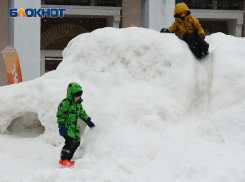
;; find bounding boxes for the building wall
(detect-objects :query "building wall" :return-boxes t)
[121,0,141,27]
[243,13,245,37]
[192,9,244,37]
[141,0,149,28]
[244,0,245,37]
[228,19,238,36]
[0,0,9,86]
[9,0,41,82]
[149,0,174,31]
[141,0,174,32]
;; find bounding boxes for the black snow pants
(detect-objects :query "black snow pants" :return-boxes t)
[183,32,209,59]
[60,135,80,160]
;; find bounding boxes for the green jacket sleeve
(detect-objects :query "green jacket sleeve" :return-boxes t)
[56,101,68,124]
[79,105,89,121]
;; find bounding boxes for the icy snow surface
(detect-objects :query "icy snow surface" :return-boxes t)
[1,27,245,182]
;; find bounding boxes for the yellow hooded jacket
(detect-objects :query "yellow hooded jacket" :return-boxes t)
[168,3,205,40]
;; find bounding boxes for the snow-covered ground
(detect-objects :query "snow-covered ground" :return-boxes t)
[1,27,245,182]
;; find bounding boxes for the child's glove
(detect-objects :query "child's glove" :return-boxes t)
[85,117,95,128]
[58,123,66,136]
[199,34,205,40]
[160,28,169,33]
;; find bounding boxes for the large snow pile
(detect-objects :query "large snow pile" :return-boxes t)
[1,27,245,182]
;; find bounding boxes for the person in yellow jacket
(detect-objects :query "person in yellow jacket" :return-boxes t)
[161,3,209,59]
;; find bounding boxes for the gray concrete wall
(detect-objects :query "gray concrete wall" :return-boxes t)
[0,0,9,86]
[243,13,245,37]
[141,0,149,28]
[9,0,41,82]
[141,0,174,32]
[149,0,174,31]
[227,19,237,36]
[243,0,245,37]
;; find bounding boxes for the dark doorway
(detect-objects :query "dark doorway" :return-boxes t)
[45,57,62,72]
[199,20,228,35]
[41,17,107,50]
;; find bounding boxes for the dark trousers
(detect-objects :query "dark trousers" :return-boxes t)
[183,32,209,59]
[60,135,80,160]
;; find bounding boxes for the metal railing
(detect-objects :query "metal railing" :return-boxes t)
[175,0,244,10]
[43,0,122,7]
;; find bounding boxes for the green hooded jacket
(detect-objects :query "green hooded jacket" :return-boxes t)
[56,82,89,141]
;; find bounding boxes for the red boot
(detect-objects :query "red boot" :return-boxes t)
[62,159,75,167]
[59,159,63,165]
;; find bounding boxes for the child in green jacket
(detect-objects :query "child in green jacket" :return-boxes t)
[56,82,95,166]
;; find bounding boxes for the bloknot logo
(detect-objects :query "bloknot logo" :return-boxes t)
[9,8,66,18]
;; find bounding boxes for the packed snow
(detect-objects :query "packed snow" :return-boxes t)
[1,27,245,182]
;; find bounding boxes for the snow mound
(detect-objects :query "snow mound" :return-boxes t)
[0,27,197,141]
[1,27,245,181]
